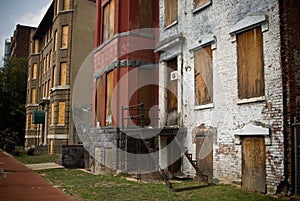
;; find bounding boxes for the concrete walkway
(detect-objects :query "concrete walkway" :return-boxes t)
[25,162,64,171]
[0,151,75,201]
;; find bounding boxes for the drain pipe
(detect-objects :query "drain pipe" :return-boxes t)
[293,116,298,194]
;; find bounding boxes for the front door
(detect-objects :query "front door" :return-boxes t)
[242,136,266,193]
[166,58,178,126]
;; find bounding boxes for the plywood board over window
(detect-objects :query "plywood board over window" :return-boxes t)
[58,102,66,125]
[165,0,178,26]
[33,40,39,54]
[61,25,69,48]
[102,0,115,42]
[31,88,36,104]
[60,62,67,85]
[194,46,213,105]
[51,103,55,125]
[96,77,103,125]
[194,0,210,9]
[32,63,38,79]
[139,0,152,29]
[237,27,264,99]
[63,0,70,10]
[106,71,114,126]
[166,58,178,126]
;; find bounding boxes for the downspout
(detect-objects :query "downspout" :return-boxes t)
[293,116,298,194]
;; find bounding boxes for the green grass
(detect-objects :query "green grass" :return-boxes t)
[15,152,59,164]
[38,169,282,201]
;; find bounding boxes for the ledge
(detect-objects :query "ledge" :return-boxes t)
[229,14,268,35]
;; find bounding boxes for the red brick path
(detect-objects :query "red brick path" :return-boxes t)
[0,151,75,201]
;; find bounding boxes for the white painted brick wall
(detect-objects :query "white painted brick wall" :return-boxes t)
[158,0,283,194]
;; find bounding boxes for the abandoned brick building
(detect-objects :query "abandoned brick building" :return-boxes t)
[86,0,300,195]
[25,0,96,153]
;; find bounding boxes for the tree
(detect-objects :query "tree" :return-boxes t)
[0,58,28,147]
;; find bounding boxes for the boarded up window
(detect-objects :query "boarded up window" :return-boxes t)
[165,0,178,26]
[194,46,213,105]
[51,103,55,125]
[31,88,36,104]
[33,40,39,54]
[52,66,56,87]
[30,114,34,129]
[194,0,210,9]
[63,0,70,10]
[102,0,115,42]
[106,71,114,126]
[97,77,103,124]
[58,102,65,125]
[32,63,38,79]
[61,25,69,48]
[237,27,264,99]
[60,62,67,85]
[139,0,152,29]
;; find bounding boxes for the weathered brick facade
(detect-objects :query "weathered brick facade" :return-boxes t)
[25,0,96,153]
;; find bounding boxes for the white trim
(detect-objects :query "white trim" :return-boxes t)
[25,135,38,139]
[237,96,265,105]
[164,20,178,30]
[194,103,214,110]
[229,14,268,35]
[235,123,270,136]
[47,134,69,139]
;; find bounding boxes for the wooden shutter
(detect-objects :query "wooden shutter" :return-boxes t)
[60,62,67,85]
[194,0,209,9]
[58,102,66,125]
[194,46,213,105]
[165,0,178,26]
[106,71,114,125]
[61,25,69,48]
[237,27,264,99]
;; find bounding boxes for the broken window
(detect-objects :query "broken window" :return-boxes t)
[60,62,67,86]
[58,102,65,125]
[102,0,115,42]
[237,27,264,99]
[106,71,114,126]
[165,0,178,27]
[61,25,69,48]
[194,45,213,105]
[194,0,210,9]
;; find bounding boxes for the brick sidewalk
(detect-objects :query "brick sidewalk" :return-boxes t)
[0,151,75,201]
